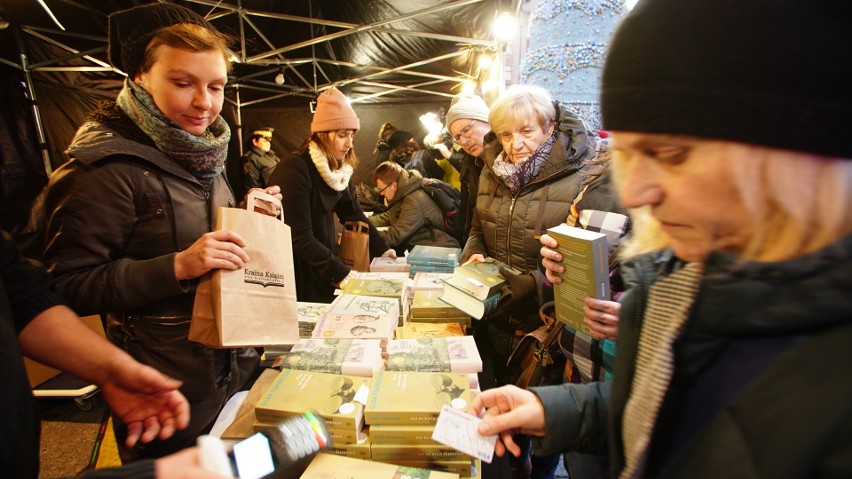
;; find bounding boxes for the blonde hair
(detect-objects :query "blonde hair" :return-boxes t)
[139,23,235,74]
[614,142,852,261]
[488,84,556,136]
[311,131,359,170]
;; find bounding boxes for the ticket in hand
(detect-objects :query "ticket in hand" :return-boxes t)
[431,404,498,463]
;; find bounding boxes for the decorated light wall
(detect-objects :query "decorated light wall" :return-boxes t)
[521,0,625,130]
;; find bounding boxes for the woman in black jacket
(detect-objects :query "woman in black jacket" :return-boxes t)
[267,88,394,303]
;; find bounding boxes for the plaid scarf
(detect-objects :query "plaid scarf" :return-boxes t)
[116,78,230,190]
[492,128,558,195]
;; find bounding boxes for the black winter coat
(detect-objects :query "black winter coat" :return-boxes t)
[267,150,390,303]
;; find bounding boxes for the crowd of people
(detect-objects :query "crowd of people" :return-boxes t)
[3,1,850,479]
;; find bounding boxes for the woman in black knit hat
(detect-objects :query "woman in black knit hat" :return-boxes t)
[42,3,275,462]
[470,1,852,478]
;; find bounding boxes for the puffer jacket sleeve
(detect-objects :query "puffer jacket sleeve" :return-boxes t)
[43,161,188,316]
[461,181,489,261]
[530,381,612,456]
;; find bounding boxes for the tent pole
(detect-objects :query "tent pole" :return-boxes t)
[16,29,53,176]
[235,85,243,157]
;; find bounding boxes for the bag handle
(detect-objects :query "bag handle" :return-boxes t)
[246,190,284,221]
[343,221,370,234]
[538,301,563,347]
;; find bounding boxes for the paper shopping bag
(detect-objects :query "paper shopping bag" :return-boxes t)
[190,191,299,348]
[338,220,371,272]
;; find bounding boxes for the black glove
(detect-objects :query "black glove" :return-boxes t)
[489,267,539,324]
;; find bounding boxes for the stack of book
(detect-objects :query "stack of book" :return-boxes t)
[440,258,518,319]
[386,336,482,374]
[297,301,331,338]
[311,294,399,353]
[364,370,476,474]
[407,245,461,275]
[410,290,471,328]
[370,256,411,273]
[272,338,383,377]
[342,274,411,327]
[409,271,453,300]
[396,322,466,339]
[254,368,370,446]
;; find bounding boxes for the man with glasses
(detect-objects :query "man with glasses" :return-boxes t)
[241,127,282,192]
[438,93,492,245]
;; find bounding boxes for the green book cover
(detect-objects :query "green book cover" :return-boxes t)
[370,443,469,461]
[386,337,481,374]
[438,284,499,320]
[343,278,405,298]
[365,371,474,426]
[254,368,370,432]
[411,290,469,320]
[277,338,382,377]
[369,424,440,444]
[444,258,517,300]
[547,223,611,335]
[407,245,461,267]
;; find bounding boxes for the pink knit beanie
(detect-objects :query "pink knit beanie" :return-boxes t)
[310,88,360,133]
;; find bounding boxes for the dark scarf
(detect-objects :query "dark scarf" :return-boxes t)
[116,78,229,189]
[493,128,558,195]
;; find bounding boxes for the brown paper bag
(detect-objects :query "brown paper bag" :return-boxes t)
[338,220,370,272]
[190,191,299,348]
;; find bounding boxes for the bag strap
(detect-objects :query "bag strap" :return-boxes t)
[343,220,370,233]
[538,301,563,347]
[246,190,283,221]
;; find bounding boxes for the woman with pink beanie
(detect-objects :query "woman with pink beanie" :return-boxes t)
[267,88,394,302]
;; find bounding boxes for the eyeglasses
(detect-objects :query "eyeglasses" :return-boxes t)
[452,119,477,144]
[375,182,395,194]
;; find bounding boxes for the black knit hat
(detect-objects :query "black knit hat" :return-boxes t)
[602,0,852,158]
[387,130,414,149]
[108,3,214,78]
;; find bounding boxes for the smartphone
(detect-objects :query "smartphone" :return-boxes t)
[202,412,330,479]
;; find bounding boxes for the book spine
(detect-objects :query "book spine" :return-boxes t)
[364,412,440,426]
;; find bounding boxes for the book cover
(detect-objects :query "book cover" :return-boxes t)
[411,272,454,294]
[444,258,517,301]
[343,278,406,298]
[253,419,361,444]
[351,271,412,282]
[369,424,440,444]
[411,290,469,320]
[386,337,481,374]
[274,338,382,377]
[365,371,474,426]
[297,301,330,338]
[546,224,611,335]
[395,322,466,339]
[254,369,369,433]
[370,443,469,461]
[407,245,462,267]
[439,284,499,320]
[370,256,411,273]
[410,264,456,275]
[301,453,459,479]
[312,294,399,342]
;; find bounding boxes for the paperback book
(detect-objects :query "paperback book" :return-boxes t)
[273,338,382,377]
[546,224,611,335]
[395,322,466,339]
[296,301,330,338]
[411,290,470,321]
[312,294,399,343]
[370,256,411,273]
[254,368,370,436]
[407,245,462,267]
[365,371,474,426]
[386,336,482,374]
